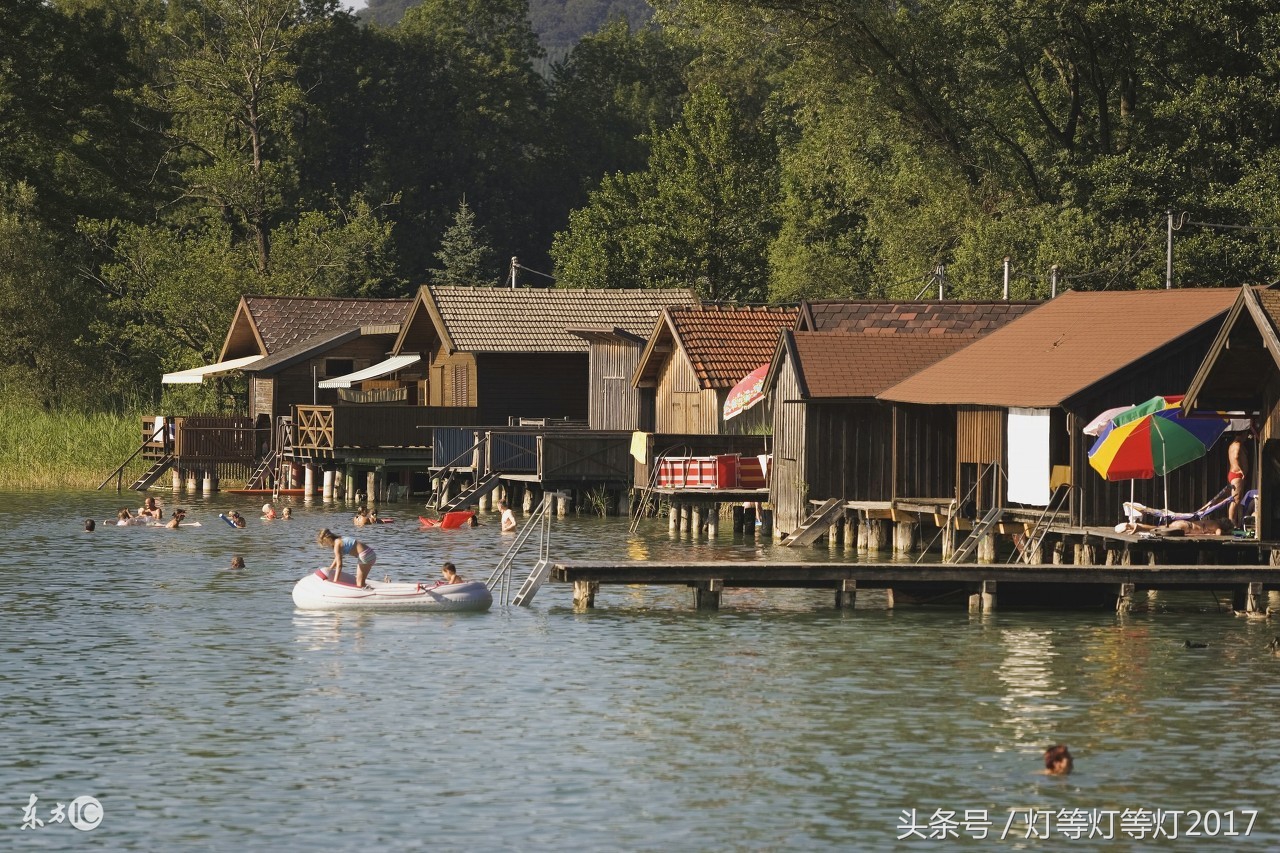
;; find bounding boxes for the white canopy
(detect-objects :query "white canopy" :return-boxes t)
[317,354,421,389]
[161,354,264,384]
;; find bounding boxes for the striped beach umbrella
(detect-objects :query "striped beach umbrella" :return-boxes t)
[1088,395,1229,481]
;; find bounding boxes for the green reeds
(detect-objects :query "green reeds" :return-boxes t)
[0,405,144,490]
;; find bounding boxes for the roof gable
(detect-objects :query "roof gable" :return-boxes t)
[222,296,410,361]
[878,288,1238,407]
[414,286,697,354]
[634,304,799,390]
[787,332,980,398]
[1184,285,1280,411]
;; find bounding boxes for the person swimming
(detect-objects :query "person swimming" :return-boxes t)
[1043,744,1073,775]
[261,503,278,520]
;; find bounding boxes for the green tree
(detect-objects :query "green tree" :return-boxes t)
[553,85,779,301]
[430,199,499,286]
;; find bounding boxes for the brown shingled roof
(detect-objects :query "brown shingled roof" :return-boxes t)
[243,296,410,354]
[429,286,697,353]
[800,300,1040,334]
[879,289,1237,407]
[789,332,979,398]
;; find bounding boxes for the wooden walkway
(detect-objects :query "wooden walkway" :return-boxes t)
[550,560,1280,612]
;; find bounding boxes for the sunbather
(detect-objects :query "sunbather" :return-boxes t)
[1119,518,1231,536]
[1124,488,1256,526]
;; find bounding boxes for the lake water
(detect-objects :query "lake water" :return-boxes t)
[3,490,1279,850]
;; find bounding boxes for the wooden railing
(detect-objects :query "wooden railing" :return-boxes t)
[540,432,633,482]
[140,415,258,464]
[292,405,480,453]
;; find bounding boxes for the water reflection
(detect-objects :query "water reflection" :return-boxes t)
[4,492,1280,848]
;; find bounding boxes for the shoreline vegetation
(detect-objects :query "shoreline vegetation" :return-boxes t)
[0,405,151,491]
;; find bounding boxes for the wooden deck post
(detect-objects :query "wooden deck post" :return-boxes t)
[694,579,722,610]
[1074,537,1097,566]
[940,520,955,561]
[186,469,198,492]
[171,469,181,492]
[523,487,535,513]
[691,504,704,538]
[760,508,773,538]
[322,469,334,501]
[304,464,316,499]
[572,580,598,610]
[893,520,917,555]
[367,471,377,509]
[706,504,719,538]
[976,531,996,563]
[558,492,571,517]
[201,470,214,495]
[968,580,997,612]
[478,491,492,512]
[864,519,886,552]
[732,504,744,533]
[1116,582,1136,614]
[835,579,857,610]
[669,501,680,533]
[843,516,857,552]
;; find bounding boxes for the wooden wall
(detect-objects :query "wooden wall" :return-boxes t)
[655,348,720,434]
[771,354,807,534]
[588,340,648,430]
[805,401,894,504]
[894,403,957,501]
[475,353,589,424]
[428,350,478,407]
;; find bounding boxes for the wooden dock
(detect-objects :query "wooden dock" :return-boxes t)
[550,560,1280,613]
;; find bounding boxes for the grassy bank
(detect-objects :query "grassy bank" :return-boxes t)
[0,406,145,490]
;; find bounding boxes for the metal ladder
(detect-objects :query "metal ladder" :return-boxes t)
[1011,483,1072,564]
[949,504,1004,563]
[485,491,563,606]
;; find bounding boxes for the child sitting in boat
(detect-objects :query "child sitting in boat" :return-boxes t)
[436,562,463,586]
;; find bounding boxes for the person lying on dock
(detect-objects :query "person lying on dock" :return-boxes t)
[1119,518,1231,537]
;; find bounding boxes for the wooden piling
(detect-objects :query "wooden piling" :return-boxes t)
[732,505,744,533]
[968,580,996,612]
[694,579,722,610]
[706,504,719,538]
[573,580,598,610]
[691,505,704,538]
[893,520,917,555]
[976,531,996,563]
[864,519,886,552]
[366,471,377,509]
[843,516,857,553]
[835,579,857,610]
[669,501,680,534]
[1116,582,1136,614]
[304,464,316,499]
[759,508,773,538]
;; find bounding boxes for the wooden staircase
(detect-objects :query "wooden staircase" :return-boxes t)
[245,450,278,489]
[781,498,845,547]
[948,505,1003,563]
[129,454,174,492]
[438,471,503,514]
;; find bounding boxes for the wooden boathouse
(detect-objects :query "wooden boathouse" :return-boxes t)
[873,287,1239,559]
[1184,284,1277,539]
[766,300,1039,543]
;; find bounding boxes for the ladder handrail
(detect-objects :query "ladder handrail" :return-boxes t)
[485,491,558,593]
[1010,484,1072,564]
[98,417,172,491]
[629,443,692,534]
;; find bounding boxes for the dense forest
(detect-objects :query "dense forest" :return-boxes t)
[3,0,1280,415]
[362,0,653,59]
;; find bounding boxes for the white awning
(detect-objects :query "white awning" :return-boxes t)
[161,354,264,384]
[317,354,421,389]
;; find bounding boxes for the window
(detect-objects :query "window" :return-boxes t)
[324,358,354,378]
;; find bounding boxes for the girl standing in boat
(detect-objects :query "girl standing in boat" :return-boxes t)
[317,529,377,588]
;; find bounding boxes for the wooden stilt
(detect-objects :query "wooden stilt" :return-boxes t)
[706,504,719,538]
[835,579,857,610]
[573,580,598,610]
[1116,582,1135,614]
[844,516,857,552]
[367,471,377,510]
[893,520,917,555]
[1246,582,1264,613]
[322,469,334,501]
[976,531,996,563]
[304,464,316,499]
[694,579,722,610]
[968,580,997,612]
[865,519,886,552]
[669,501,680,533]
[732,505,744,533]
[691,505,704,538]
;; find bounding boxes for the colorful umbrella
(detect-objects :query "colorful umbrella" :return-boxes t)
[1088,395,1229,481]
[723,363,770,420]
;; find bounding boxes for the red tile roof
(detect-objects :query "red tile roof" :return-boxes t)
[789,332,980,398]
[800,300,1039,334]
[244,296,410,354]
[879,289,1237,407]
[662,305,800,388]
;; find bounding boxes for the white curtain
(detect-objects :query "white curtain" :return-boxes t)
[1007,408,1051,506]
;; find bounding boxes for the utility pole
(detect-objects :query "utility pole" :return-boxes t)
[1050,264,1059,299]
[509,256,519,288]
[1166,209,1174,289]
[1002,257,1010,300]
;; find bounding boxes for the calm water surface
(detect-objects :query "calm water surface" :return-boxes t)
[3,490,1279,850]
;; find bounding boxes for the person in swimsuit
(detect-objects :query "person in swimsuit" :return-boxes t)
[139,496,163,520]
[1043,744,1073,775]
[1121,518,1230,536]
[438,562,463,586]
[165,508,188,529]
[499,500,517,532]
[261,503,278,520]
[117,508,145,526]
[281,507,293,520]
[1227,431,1250,529]
[318,528,377,587]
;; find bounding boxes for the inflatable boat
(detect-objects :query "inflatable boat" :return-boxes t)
[291,570,493,612]
[418,511,475,529]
